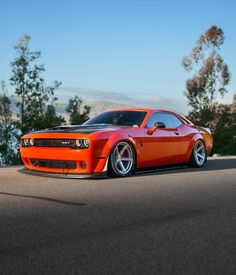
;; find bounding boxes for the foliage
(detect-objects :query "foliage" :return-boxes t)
[10,34,65,134]
[0,34,92,165]
[0,124,20,165]
[182,26,236,155]
[0,81,20,164]
[182,25,230,130]
[40,104,65,129]
[66,96,91,125]
[0,81,12,125]
[213,103,236,155]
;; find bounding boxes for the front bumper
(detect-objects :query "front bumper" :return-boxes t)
[20,146,108,175]
[19,167,107,179]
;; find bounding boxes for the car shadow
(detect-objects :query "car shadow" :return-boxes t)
[0,192,86,206]
[133,158,236,178]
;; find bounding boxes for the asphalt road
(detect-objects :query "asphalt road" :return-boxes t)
[0,158,236,275]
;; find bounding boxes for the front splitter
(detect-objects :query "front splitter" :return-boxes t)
[19,168,107,179]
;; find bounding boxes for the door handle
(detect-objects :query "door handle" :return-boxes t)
[174,131,179,135]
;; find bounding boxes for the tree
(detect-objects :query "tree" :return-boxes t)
[10,34,64,134]
[182,25,230,129]
[212,97,236,155]
[66,96,91,125]
[39,104,65,129]
[0,81,20,164]
[0,81,12,126]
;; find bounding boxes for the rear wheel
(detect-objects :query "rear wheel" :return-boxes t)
[190,140,207,167]
[108,141,136,177]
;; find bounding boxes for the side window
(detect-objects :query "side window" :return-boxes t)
[146,113,175,129]
[170,114,183,128]
[146,113,160,128]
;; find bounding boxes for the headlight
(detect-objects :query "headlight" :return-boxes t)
[22,138,35,147]
[76,139,90,149]
[22,138,30,147]
[30,138,35,146]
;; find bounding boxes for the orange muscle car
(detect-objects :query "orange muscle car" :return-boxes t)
[20,108,213,178]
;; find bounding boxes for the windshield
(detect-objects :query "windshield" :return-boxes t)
[84,111,147,127]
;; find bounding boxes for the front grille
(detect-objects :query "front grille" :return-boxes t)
[31,159,77,169]
[34,139,76,148]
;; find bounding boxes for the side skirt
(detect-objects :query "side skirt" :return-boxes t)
[135,162,189,175]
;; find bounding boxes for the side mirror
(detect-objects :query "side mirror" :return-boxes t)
[146,121,166,135]
[157,121,166,129]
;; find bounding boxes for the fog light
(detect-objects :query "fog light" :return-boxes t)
[81,161,87,169]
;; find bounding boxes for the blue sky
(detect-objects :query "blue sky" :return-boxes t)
[0,0,235,111]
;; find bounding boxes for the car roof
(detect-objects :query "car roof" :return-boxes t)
[106,107,177,114]
[105,107,191,124]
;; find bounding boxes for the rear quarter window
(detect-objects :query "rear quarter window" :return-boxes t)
[170,114,183,128]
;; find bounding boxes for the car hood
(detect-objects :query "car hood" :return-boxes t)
[31,124,130,135]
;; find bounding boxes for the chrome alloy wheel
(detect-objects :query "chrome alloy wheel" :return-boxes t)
[111,141,134,176]
[193,140,206,166]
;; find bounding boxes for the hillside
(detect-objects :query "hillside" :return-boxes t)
[8,96,135,121]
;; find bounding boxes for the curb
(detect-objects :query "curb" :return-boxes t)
[208,156,236,160]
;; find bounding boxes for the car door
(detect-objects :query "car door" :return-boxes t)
[142,112,183,167]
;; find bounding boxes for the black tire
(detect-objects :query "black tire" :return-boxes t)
[190,140,207,167]
[108,141,136,177]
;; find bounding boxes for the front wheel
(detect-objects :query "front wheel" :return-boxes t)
[190,140,207,167]
[108,141,136,177]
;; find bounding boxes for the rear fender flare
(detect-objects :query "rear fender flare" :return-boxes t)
[186,134,205,162]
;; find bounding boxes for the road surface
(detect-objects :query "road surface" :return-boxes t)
[1,158,236,274]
